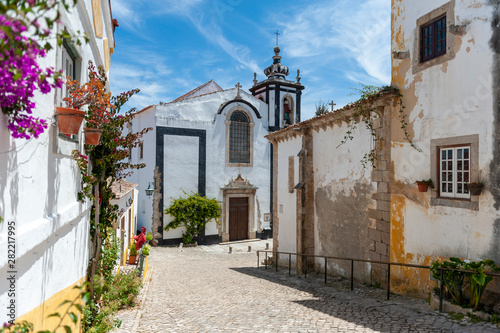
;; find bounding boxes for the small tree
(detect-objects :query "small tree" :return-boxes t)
[315,100,329,116]
[164,193,221,244]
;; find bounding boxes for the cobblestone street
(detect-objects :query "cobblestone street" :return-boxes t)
[114,241,500,333]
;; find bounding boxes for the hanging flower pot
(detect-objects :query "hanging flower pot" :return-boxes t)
[56,107,85,135]
[416,179,433,192]
[466,183,484,196]
[84,127,103,145]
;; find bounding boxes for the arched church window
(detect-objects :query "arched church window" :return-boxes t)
[229,111,250,164]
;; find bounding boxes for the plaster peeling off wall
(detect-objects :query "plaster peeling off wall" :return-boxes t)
[312,122,376,283]
[390,0,500,299]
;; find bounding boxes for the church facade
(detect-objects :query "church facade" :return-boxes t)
[128,47,304,244]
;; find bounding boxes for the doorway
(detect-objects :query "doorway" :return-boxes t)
[229,197,248,241]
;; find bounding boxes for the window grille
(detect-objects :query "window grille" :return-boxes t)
[229,111,250,164]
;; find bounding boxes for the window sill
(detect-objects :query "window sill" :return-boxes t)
[430,197,478,211]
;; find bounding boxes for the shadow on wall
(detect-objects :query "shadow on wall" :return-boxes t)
[0,212,89,311]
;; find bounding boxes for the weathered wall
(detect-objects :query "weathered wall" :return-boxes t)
[391,0,500,297]
[0,0,114,327]
[275,136,301,263]
[312,120,376,282]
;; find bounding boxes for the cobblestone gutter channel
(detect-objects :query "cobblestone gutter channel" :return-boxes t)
[113,244,500,333]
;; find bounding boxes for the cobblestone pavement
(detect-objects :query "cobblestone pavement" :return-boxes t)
[114,240,500,333]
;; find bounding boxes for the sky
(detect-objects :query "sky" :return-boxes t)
[110,0,391,120]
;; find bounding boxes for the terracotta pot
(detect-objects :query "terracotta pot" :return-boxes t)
[56,107,85,136]
[128,255,137,265]
[84,127,102,145]
[466,184,483,196]
[417,183,429,192]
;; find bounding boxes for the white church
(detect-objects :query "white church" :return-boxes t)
[128,46,304,244]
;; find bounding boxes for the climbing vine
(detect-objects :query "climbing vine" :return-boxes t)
[336,84,420,167]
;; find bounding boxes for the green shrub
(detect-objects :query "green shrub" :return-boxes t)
[102,269,142,309]
[129,240,137,256]
[82,301,121,333]
[142,244,150,256]
[164,192,221,244]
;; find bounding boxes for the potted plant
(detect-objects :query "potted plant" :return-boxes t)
[416,179,433,192]
[466,182,484,195]
[83,62,112,145]
[142,244,150,256]
[128,240,138,265]
[57,78,91,136]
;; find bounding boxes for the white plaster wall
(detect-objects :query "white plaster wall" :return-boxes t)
[392,0,499,261]
[0,0,112,322]
[128,108,156,234]
[312,123,375,259]
[276,137,301,254]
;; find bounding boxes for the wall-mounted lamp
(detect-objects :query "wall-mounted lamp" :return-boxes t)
[126,197,133,207]
[145,182,156,197]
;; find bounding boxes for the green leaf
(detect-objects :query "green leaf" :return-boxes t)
[58,300,71,308]
[63,325,72,333]
[82,292,91,304]
[69,312,77,324]
[48,313,61,318]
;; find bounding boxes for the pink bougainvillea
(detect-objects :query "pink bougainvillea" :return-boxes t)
[0,0,79,140]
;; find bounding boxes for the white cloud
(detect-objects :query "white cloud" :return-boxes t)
[112,0,142,30]
[276,0,390,84]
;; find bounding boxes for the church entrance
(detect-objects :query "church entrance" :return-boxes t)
[229,197,248,241]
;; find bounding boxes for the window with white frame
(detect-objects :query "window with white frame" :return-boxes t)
[62,42,76,101]
[440,146,470,199]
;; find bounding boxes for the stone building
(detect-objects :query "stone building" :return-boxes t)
[127,47,304,245]
[0,0,117,330]
[268,0,500,302]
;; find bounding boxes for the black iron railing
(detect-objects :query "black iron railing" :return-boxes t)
[256,250,500,313]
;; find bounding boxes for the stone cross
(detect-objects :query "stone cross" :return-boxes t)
[329,100,336,112]
[235,82,242,98]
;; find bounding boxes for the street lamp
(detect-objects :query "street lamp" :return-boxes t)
[145,182,155,197]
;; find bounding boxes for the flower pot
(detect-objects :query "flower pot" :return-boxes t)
[128,255,137,265]
[466,184,483,196]
[417,183,429,192]
[84,127,102,145]
[56,107,84,135]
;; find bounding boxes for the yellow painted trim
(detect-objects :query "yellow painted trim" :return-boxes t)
[15,277,86,333]
[103,38,110,71]
[92,0,103,38]
[142,256,149,283]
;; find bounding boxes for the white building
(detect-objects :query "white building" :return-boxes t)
[268,0,500,306]
[128,47,304,244]
[0,0,116,330]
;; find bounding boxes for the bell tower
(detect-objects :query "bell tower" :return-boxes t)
[249,46,304,131]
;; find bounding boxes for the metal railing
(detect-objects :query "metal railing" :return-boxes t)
[256,250,500,312]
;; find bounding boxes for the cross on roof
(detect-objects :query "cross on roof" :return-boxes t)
[329,100,336,112]
[235,82,242,98]
[275,30,280,46]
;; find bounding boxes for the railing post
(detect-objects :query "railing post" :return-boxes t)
[324,257,328,284]
[289,253,291,275]
[350,260,354,291]
[275,252,278,272]
[257,251,260,268]
[387,263,391,300]
[304,255,307,279]
[265,252,268,269]
[439,268,444,313]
